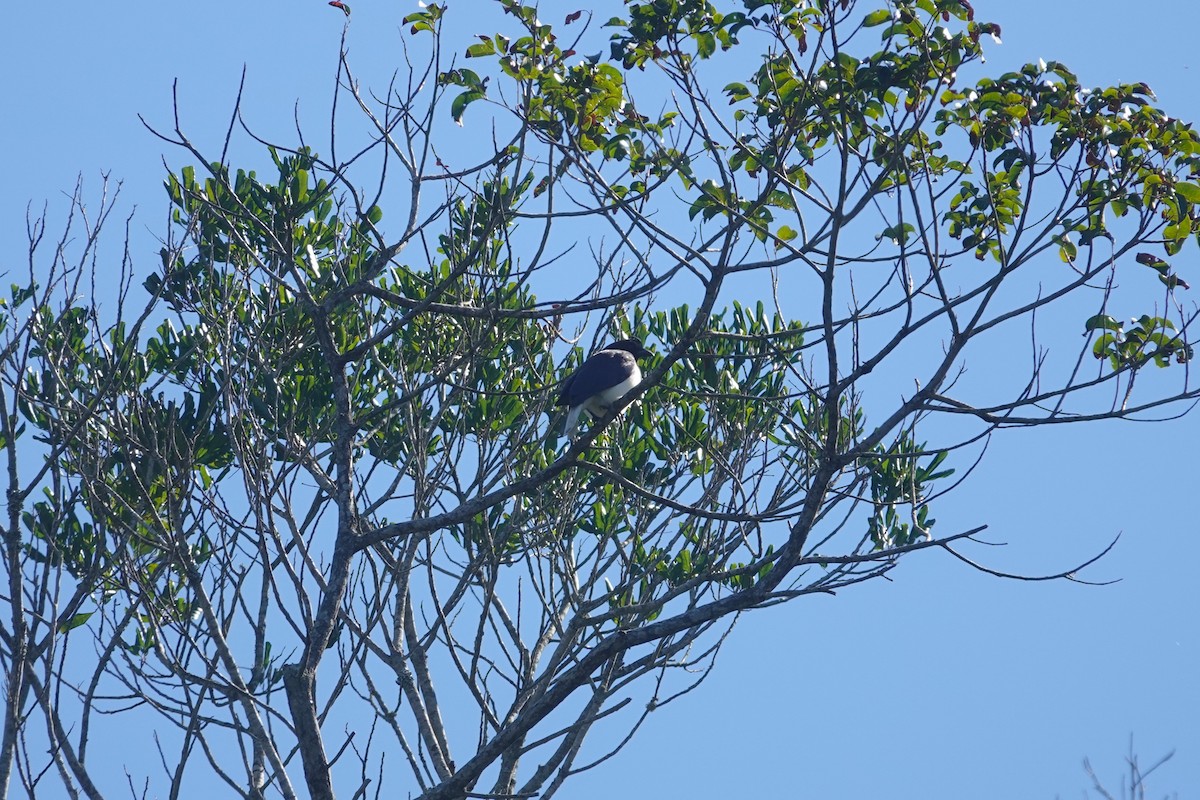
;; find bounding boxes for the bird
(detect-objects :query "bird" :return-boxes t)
[556,338,654,437]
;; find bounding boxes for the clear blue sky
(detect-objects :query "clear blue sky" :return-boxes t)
[2,2,1196,798]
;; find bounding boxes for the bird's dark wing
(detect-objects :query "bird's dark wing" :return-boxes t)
[557,350,635,407]
[554,371,577,407]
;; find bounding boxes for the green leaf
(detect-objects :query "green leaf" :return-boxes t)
[59,612,93,633]
[1083,315,1121,333]
[451,90,486,125]
[863,9,892,27]
[775,226,798,250]
[1176,181,1200,204]
[880,223,915,244]
[466,41,496,59]
[1092,332,1117,359]
[1164,220,1192,240]
[724,82,749,103]
[1058,238,1077,263]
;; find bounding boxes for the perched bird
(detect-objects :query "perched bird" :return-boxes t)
[556,338,654,437]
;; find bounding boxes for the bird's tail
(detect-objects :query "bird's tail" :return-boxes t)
[563,405,583,437]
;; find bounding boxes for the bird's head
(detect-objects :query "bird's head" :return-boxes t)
[605,338,654,360]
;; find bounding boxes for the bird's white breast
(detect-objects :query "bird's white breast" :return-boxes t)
[596,363,641,405]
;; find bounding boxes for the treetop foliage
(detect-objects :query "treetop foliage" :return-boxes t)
[2,1,1196,798]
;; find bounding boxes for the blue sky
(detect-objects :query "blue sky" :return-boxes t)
[3,2,1197,798]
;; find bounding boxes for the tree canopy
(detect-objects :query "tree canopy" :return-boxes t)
[2,1,1197,798]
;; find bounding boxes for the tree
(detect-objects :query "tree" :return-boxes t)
[1076,743,1177,800]
[2,1,1197,797]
